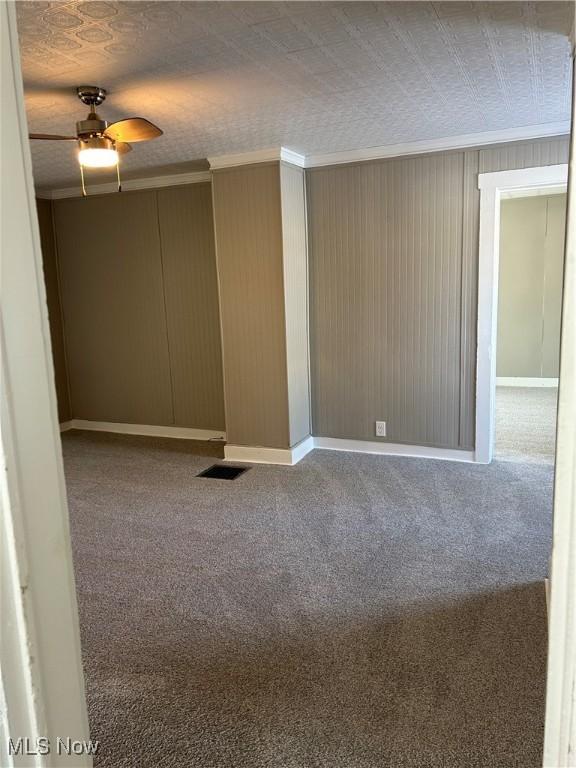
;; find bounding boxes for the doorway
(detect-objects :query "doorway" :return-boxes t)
[475,163,568,464]
[495,191,566,464]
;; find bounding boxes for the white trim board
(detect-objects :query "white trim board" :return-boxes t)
[475,163,568,464]
[210,125,568,171]
[543,52,576,767]
[313,438,475,463]
[208,146,306,170]
[2,2,92,760]
[223,436,314,466]
[60,424,478,465]
[226,437,475,464]
[304,123,569,168]
[478,164,569,191]
[60,419,225,442]
[496,377,559,387]
[40,170,212,200]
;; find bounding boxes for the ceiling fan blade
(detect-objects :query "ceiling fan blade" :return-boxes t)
[29,133,77,141]
[116,141,132,155]
[104,117,162,143]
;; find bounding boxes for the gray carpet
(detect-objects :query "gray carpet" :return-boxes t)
[63,430,552,768]
[495,386,558,464]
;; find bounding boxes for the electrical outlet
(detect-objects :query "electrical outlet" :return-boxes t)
[375,421,387,437]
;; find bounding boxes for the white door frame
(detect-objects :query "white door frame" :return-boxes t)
[543,49,576,768]
[475,163,568,464]
[1,3,92,765]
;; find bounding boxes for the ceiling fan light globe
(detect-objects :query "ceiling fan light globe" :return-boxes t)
[78,135,118,168]
[78,147,119,168]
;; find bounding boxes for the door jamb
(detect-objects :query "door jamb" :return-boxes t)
[1,3,92,764]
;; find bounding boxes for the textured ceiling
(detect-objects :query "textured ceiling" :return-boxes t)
[17,1,573,189]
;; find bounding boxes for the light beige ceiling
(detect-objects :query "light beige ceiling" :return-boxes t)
[17,1,573,190]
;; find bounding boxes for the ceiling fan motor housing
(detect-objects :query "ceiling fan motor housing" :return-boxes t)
[76,86,109,138]
[76,115,108,138]
[78,135,115,152]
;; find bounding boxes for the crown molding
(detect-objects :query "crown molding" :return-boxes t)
[304,122,571,168]
[208,146,306,170]
[43,170,212,200]
[279,148,307,168]
[37,122,569,198]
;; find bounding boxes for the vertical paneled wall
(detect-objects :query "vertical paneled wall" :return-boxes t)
[212,163,291,448]
[307,153,464,448]
[307,136,569,450]
[212,161,311,451]
[157,185,225,429]
[47,183,225,430]
[478,136,570,173]
[54,191,174,425]
[459,150,480,449]
[37,198,71,423]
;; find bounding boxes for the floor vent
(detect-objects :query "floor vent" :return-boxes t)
[197,464,249,480]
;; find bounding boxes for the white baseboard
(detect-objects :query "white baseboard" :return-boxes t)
[224,436,314,466]
[313,437,476,463]
[60,419,225,441]
[59,424,476,465]
[291,436,316,464]
[227,437,475,464]
[496,377,559,388]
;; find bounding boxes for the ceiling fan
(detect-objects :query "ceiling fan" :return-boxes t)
[29,86,163,195]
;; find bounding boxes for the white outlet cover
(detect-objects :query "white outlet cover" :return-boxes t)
[376,421,387,437]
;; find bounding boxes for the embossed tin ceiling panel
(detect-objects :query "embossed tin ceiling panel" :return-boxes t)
[16,1,573,189]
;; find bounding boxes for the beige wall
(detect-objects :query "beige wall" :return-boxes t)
[212,161,311,449]
[212,163,290,448]
[157,184,225,429]
[36,198,71,422]
[542,195,567,376]
[54,190,174,425]
[307,136,569,450]
[497,194,566,378]
[44,184,225,429]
